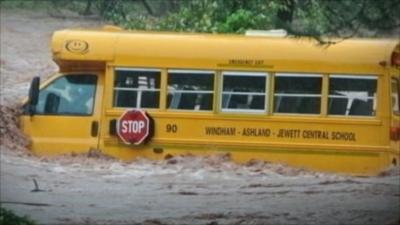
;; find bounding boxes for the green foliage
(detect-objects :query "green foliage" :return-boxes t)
[0,207,36,225]
[1,0,399,38]
[0,0,46,9]
[156,0,276,33]
[285,0,400,38]
[108,0,399,38]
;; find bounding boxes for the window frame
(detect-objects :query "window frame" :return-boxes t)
[113,67,161,109]
[273,73,323,115]
[391,77,400,116]
[327,74,378,117]
[25,73,98,117]
[220,71,268,114]
[167,69,215,111]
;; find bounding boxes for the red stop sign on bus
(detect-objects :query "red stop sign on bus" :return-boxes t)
[117,110,150,145]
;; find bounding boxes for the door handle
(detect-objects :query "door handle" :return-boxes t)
[91,121,99,137]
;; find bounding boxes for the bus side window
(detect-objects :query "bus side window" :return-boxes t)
[113,69,161,109]
[221,72,267,113]
[274,73,322,114]
[328,98,348,115]
[33,74,97,115]
[167,70,214,111]
[392,78,400,115]
[328,75,377,116]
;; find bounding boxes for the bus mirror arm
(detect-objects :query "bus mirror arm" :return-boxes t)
[28,76,40,116]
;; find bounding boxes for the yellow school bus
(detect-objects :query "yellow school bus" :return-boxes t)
[21,27,400,175]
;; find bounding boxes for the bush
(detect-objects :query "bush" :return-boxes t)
[1,0,398,37]
[0,207,36,225]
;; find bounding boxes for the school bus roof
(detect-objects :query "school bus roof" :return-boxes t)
[52,29,399,74]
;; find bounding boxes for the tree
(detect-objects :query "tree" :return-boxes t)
[44,0,400,40]
[82,0,93,15]
[143,0,398,41]
[275,0,400,40]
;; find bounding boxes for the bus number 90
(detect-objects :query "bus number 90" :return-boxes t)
[166,124,178,133]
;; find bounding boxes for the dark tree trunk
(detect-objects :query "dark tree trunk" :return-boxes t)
[276,0,295,27]
[141,0,154,15]
[83,0,93,15]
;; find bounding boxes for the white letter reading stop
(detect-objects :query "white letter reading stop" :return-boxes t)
[121,120,145,133]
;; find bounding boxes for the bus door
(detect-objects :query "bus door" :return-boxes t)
[21,73,103,155]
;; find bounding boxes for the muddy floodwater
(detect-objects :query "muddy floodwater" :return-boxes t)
[2,151,400,225]
[0,8,399,225]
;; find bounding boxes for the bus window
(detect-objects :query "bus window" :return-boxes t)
[274,73,322,114]
[328,75,377,116]
[167,70,214,111]
[221,72,267,113]
[113,68,161,109]
[392,78,400,115]
[34,74,97,115]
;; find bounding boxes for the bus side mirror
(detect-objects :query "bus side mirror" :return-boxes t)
[28,76,40,116]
